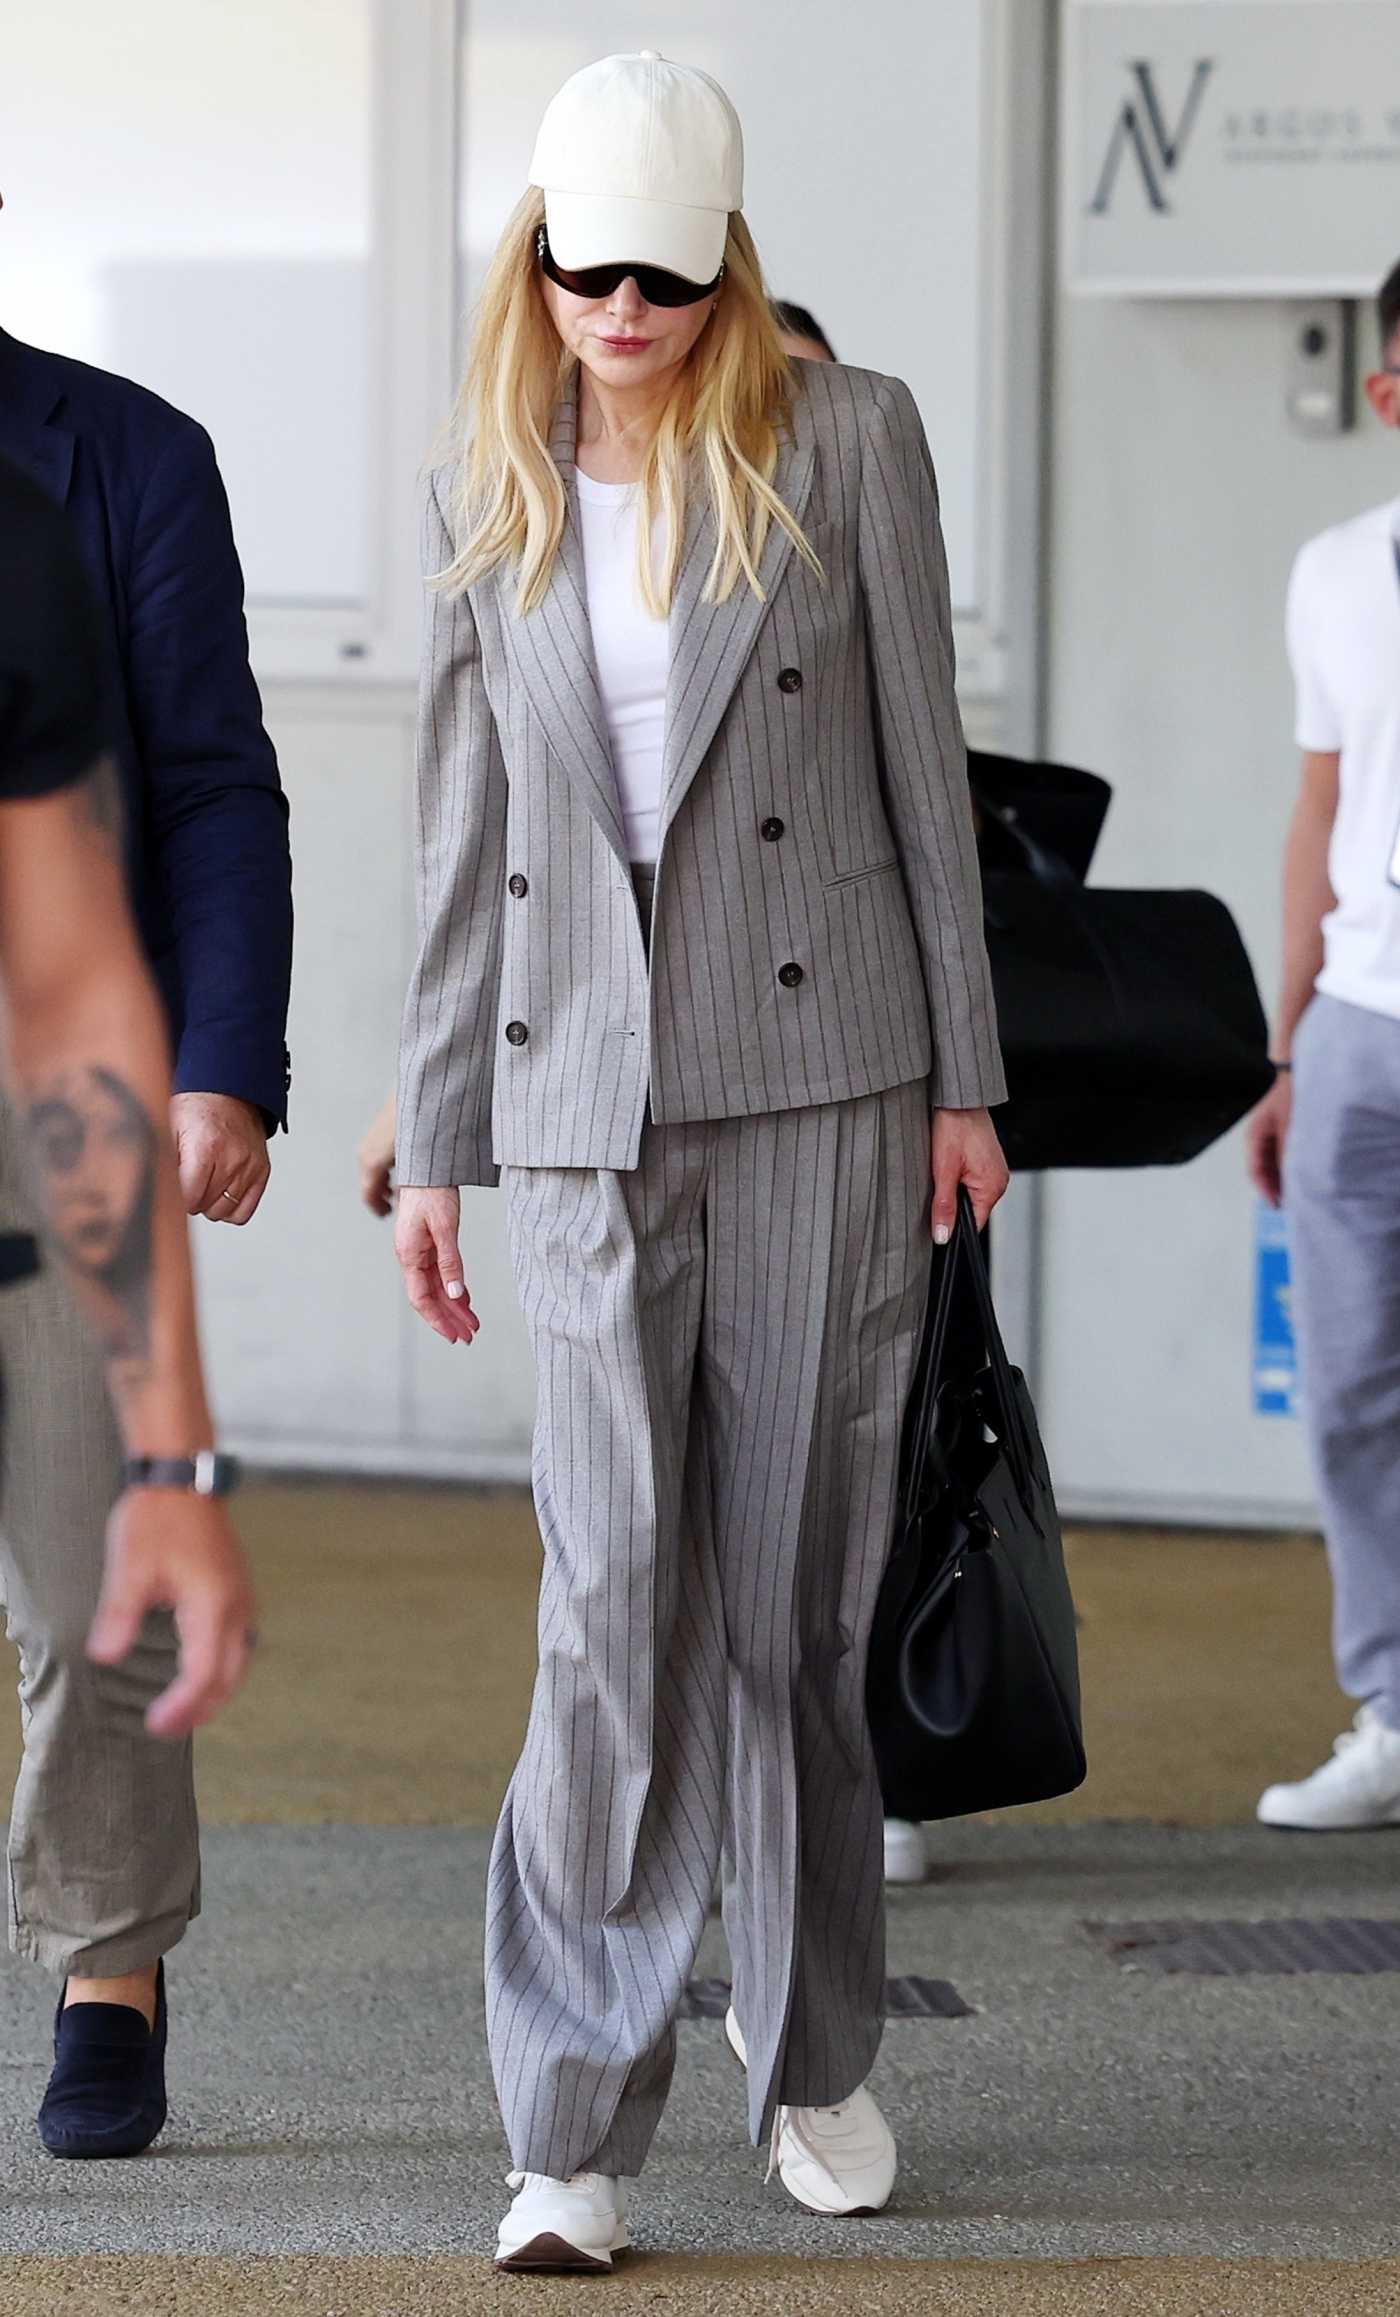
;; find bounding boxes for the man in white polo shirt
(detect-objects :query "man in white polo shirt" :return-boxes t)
[1247,257,1400,1828]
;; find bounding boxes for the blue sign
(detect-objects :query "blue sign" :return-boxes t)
[1253,1200,1298,1418]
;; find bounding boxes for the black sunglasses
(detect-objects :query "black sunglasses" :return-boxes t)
[537,227,723,309]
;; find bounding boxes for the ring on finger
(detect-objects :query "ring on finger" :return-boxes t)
[219,1187,238,1206]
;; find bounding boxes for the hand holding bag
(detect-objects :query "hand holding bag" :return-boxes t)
[867,1191,1086,1821]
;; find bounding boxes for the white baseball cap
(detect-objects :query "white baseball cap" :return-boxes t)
[530,50,744,287]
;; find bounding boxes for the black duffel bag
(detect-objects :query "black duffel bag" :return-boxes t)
[973,787,1274,1171]
[868,1190,1086,1822]
[969,749,1112,884]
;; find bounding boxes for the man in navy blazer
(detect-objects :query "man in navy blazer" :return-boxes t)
[0,321,292,2158]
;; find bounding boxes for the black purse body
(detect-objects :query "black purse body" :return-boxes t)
[867,1193,1086,1822]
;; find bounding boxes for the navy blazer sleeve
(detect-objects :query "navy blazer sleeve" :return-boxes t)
[125,418,293,1128]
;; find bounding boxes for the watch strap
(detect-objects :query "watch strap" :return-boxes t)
[124,1450,241,1498]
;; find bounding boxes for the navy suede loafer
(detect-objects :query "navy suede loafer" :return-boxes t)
[36,1961,168,2159]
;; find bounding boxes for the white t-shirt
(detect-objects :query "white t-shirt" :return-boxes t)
[1286,496,1400,1020]
[574,470,670,865]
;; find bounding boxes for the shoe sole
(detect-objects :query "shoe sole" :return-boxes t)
[38,2108,168,2161]
[1257,1814,1400,1833]
[495,2232,628,2273]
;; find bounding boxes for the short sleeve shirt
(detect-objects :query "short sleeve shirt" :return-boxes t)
[1285,499,1400,1021]
[0,452,107,802]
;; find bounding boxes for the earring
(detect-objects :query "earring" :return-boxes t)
[537,226,546,259]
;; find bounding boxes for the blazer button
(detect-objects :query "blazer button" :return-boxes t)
[508,873,528,899]
[505,1021,529,1046]
[777,962,804,989]
[760,816,785,842]
[777,668,803,694]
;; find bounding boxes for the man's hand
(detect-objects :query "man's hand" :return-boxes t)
[931,1106,1010,1242]
[395,1186,480,1344]
[171,1092,270,1225]
[1246,1075,1294,1209]
[358,1093,397,1218]
[88,1490,258,1739]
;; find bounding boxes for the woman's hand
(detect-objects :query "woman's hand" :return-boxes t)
[358,1093,397,1217]
[930,1106,1010,1242]
[394,1186,481,1344]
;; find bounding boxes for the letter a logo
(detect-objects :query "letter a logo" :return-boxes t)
[1090,59,1214,214]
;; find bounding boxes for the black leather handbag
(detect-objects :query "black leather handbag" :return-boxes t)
[867,1193,1086,1822]
[970,766,1274,1173]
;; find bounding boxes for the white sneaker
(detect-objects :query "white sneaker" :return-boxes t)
[1257,1706,1400,1831]
[494,2171,630,2272]
[883,1817,929,1885]
[725,2007,896,2217]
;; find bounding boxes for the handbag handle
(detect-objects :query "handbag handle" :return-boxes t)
[904,1202,972,1514]
[950,1189,1035,1491]
[905,1190,1033,1512]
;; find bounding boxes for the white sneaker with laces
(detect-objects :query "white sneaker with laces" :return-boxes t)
[883,1817,929,1885]
[494,2170,629,2272]
[1257,1706,1400,1831]
[724,2007,896,2217]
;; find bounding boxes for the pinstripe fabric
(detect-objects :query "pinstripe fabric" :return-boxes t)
[486,1078,931,2179]
[397,362,1005,1189]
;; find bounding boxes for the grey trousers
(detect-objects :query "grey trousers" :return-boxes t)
[487,1073,932,2179]
[0,1103,199,1977]
[1288,992,1400,1729]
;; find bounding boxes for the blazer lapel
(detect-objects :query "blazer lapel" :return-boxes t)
[501,380,630,870]
[659,413,816,848]
[0,332,76,508]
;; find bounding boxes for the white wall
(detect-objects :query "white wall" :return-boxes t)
[1041,286,1397,1522]
[1,0,375,606]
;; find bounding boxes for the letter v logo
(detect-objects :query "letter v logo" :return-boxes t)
[1090,59,1214,215]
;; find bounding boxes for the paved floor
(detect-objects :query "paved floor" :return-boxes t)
[0,1491,1387,2307]
[0,1486,1345,1832]
[5,2254,1400,2317]
[2,1820,1398,2265]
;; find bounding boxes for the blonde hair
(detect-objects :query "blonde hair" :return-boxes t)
[439,187,820,617]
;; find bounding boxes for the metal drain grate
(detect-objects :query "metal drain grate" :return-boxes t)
[679,1974,972,2020]
[1085,1917,1400,1975]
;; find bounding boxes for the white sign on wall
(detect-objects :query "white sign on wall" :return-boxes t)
[1064,0,1400,296]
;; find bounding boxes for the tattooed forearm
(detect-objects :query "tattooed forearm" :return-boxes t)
[24,1064,156,1373]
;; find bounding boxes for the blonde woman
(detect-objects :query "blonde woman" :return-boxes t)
[395,51,1008,2272]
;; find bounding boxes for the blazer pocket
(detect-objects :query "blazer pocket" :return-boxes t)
[824,858,900,893]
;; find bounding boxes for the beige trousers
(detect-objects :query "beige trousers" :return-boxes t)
[0,1103,199,1977]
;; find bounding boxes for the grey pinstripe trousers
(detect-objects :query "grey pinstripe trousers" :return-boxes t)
[487,1048,931,2179]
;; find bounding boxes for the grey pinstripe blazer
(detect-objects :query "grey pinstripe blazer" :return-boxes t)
[398,361,1006,1185]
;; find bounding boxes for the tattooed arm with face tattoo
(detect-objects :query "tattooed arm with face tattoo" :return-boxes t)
[0,754,258,1737]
